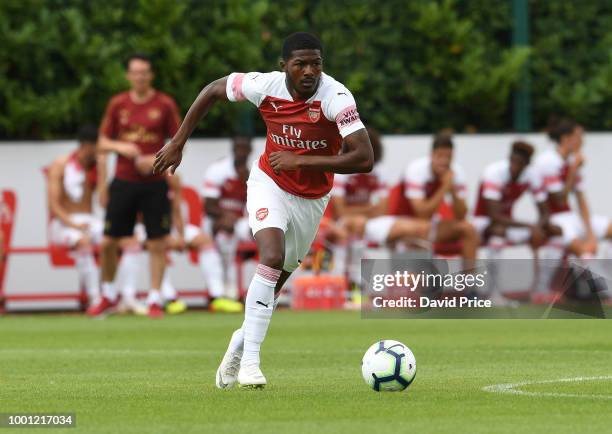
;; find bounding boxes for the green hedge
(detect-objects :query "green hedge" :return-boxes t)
[1,0,611,139]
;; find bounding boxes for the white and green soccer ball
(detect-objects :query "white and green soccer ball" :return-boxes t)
[361,340,417,392]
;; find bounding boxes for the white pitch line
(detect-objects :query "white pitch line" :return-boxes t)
[483,376,612,400]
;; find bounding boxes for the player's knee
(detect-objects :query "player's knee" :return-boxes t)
[460,221,478,240]
[193,233,212,250]
[75,236,92,250]
[101,236,118,252]
[147,238,167,254]
[487,223,506,238]
[259,250,284,270]
[410,220,431,239]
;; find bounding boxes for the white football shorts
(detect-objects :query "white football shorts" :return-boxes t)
[49,213,103,247]
[246,162,330,272]
[550,211,610,245]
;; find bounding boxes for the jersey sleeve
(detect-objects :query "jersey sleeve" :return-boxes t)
[481,167,503,201]
[323,86,365,138]
[226,72,266,107]
[99,97,120,138]
[452,166,468,200]
[404,164,427,200]
[537,157,563,194]
[201,165,223,199]
[527,169,547,203]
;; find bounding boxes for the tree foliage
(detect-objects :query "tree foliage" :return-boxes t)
[0,0,609,138]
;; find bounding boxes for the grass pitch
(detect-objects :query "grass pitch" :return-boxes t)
[1,311,612,434]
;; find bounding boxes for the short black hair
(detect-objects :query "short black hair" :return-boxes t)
[77,124,98,145]
[432,130,454,150]
[282,32,322,61]
[511,140,534,163]
[124,52,153,70]
[547,116,578,143]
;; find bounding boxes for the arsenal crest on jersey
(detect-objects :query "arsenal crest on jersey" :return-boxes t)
[308,106,321,123]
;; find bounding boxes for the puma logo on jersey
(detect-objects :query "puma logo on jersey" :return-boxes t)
[337,92,347,96]
[270,101,283,112]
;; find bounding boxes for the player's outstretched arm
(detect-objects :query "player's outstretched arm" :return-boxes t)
[153,77,229,174]
[269,128,373,174]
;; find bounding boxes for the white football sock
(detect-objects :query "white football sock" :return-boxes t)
[75,248,100,303]
[332,242,348,275]
[486,236,505,296]
[535,242,564,293]
[116,248,141,304]
[147,289,162,306]
[240,264,281,368]
[161,270,177,302]
[349,239,367,283]
[101,281,117,302]
[228,297,279,354]
[199,246,225,299]
[215,232,239,289]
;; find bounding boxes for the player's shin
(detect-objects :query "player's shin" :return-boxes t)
[75,248,100,304]
[331,241,348,275]
[161,269,177,302]
[240,264,281,368]
[228,297,279,354]
[199,246,225,298]
[116,247,141,305]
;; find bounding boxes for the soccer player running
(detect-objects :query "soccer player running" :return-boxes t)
[154,33,373,388]
[90,53,182,319]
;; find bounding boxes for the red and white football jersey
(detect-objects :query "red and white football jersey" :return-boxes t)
[201,157,247,217]
[474,160,545,217]
[226,71,365,199]
[403,156,467,201]
[331,166,388,206]
[532,148,584,214]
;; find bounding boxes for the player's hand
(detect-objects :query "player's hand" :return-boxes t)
[117,143,141,159]
[584,233,598,255]
[269,151,302,173]
[174,234,186,252]
[441,170,454,191]
[572,152,585,168]
[153,140,183,175]
[73,222,89,232]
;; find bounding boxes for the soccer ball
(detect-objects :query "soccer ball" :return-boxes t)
[361,340,417,392]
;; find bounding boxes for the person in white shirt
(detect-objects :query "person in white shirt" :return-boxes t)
[403,131,479,270]
[533,117,612,258]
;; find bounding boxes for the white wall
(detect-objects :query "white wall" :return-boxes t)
[1,133,610,308]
